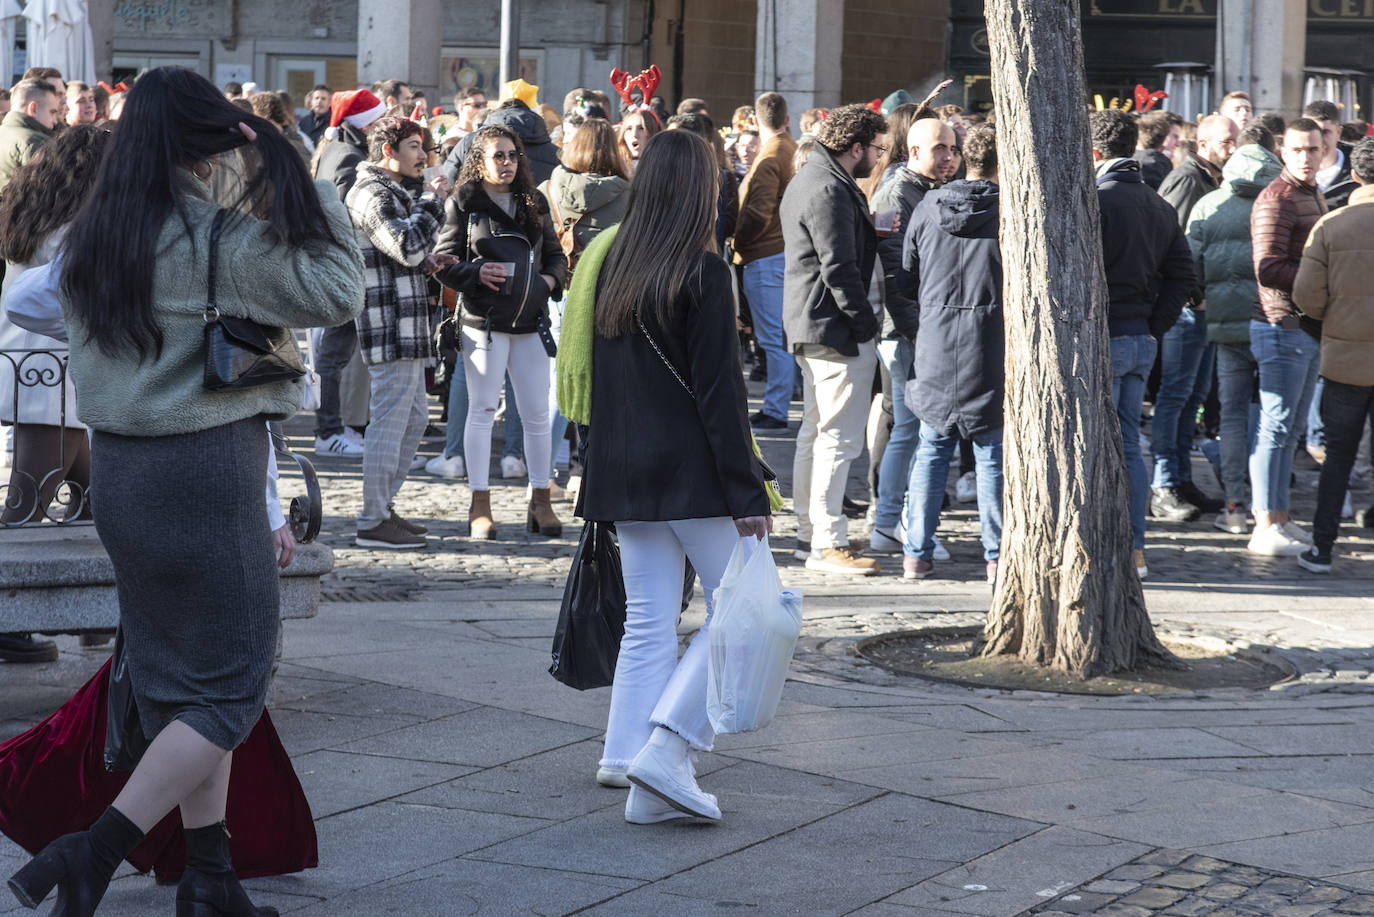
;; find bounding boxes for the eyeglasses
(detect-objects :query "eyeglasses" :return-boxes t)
[488,150,522,164]
[867,143,888,156]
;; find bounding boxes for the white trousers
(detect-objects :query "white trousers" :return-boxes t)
[793,341,878,549]
[461,326,551,490]
[600,516,739,768]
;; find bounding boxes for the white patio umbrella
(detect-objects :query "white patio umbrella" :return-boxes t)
[21,0,93,84]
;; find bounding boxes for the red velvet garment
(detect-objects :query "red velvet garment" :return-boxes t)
[0,660,318,881]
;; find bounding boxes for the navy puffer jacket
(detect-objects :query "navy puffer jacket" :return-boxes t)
[899,179,1004,438]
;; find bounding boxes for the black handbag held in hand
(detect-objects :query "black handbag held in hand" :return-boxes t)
[203,209,307,391]
[549,521,627,690]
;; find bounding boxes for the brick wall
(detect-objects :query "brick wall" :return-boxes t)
[841,0,949,108]
[651,0,758,126]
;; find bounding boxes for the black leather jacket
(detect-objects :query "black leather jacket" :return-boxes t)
[434,182,567,335]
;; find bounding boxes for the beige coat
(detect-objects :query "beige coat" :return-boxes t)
[1294,183,1374,386]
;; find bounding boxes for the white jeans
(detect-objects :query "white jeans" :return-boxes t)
[793,341,878,549]
[600,516,738,768]
[461,325,551,490]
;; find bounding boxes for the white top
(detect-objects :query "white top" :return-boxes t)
[1316,147,1345,193]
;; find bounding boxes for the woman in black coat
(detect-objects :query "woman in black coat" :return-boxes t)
[580,129,771,825]
[433,124,568,540]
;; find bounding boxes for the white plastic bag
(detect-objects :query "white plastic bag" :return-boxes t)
[707,536,803,734]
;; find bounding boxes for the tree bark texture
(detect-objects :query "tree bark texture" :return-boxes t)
[979,0,1176,676]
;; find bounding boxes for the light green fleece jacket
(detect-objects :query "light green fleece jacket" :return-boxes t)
[61,174,365,436]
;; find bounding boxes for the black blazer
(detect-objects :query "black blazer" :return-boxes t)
[580,252,771,523]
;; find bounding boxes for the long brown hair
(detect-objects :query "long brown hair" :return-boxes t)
[561,118,627,178]
[0,124,109,263]
[595,130,717,338]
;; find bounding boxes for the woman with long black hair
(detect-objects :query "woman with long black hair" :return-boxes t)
[6,67,364,916]
[569,129,771,824]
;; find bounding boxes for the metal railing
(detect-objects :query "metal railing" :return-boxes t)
[3,348,321,542]
[1,347,88,527]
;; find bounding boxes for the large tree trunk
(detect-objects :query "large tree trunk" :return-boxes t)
[978,0,1177,677]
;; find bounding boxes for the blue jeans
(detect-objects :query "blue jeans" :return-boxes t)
[1249,320,1319,513]
[1151,308,1214,489]
[1307,376,1326,452]
[905,424,1003,561]
[443,361,523,461]
[1111,334,1158,550]
[1214,341,1259,507]
[741,253,791,422]
[874,337,918,531]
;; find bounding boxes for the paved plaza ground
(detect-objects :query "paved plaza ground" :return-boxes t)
[4,386,1374,915]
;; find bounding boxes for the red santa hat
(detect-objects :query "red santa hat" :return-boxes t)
[325,89,386,138]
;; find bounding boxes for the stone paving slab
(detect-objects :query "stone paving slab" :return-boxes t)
[885,826,1151,915]
[5,393,1374,914]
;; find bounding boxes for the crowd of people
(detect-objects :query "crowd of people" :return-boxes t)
[0,58,1370,898]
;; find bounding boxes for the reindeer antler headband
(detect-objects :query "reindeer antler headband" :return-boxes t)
[609,65,662,126]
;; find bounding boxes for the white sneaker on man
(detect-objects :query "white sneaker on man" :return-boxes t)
[1247,522,1306,557]
[500,455,528,479]
[955,471,977,503]
[1213,503,1249,535]
[425,454,466,479]
[625,785,696,825]
[315,433,363,457]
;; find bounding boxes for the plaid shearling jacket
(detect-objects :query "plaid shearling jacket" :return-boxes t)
[345,161,445,364]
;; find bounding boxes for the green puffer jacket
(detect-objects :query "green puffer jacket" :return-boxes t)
[1185,143,1283,344]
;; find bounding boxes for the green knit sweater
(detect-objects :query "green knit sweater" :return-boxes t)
[555,224,618,426]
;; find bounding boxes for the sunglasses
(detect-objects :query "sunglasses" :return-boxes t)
[488,150,522,164]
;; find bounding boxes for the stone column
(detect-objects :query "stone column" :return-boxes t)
[755,0,845,119]
[1219,0,1305,116]
[356,0,444,101]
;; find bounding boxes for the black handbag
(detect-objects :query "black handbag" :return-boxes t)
[103,628,149,773]
[203,209,307,391]
[549,521,627,690]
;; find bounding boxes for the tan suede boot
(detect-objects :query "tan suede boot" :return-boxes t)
[469,489,496,540]
[527,487,563,537]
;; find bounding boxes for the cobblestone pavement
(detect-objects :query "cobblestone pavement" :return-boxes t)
[5,381,1374,915]
[1032,849,1374,916]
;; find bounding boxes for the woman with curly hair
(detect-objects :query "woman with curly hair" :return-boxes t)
[432,124,568,539]
[0,124,107,533]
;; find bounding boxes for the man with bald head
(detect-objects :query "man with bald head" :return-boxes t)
[1149,113,1240,522]
[866,114,957,553]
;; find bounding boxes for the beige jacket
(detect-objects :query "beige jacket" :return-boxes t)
[1294,183,1374,386]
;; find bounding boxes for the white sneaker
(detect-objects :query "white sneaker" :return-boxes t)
[932,535,950,562]
[1213,505,1249,535]
[955,471,977,503]
[409,454,428,472]
[597,765,630,788]
[425,454,466,479]
[1247,522,1306,557]
[500,455,528,479]
[343,426,366,446]
[625,785,695,825]
[627,738,721,820]
[315,433,363,457]
[1282,521,1314,546]
[868,527,903,554]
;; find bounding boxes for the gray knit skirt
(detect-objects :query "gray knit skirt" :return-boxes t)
[90,416,278,751]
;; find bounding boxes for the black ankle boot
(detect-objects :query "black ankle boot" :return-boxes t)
[175,822,277,917]
[8,807,143,915]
